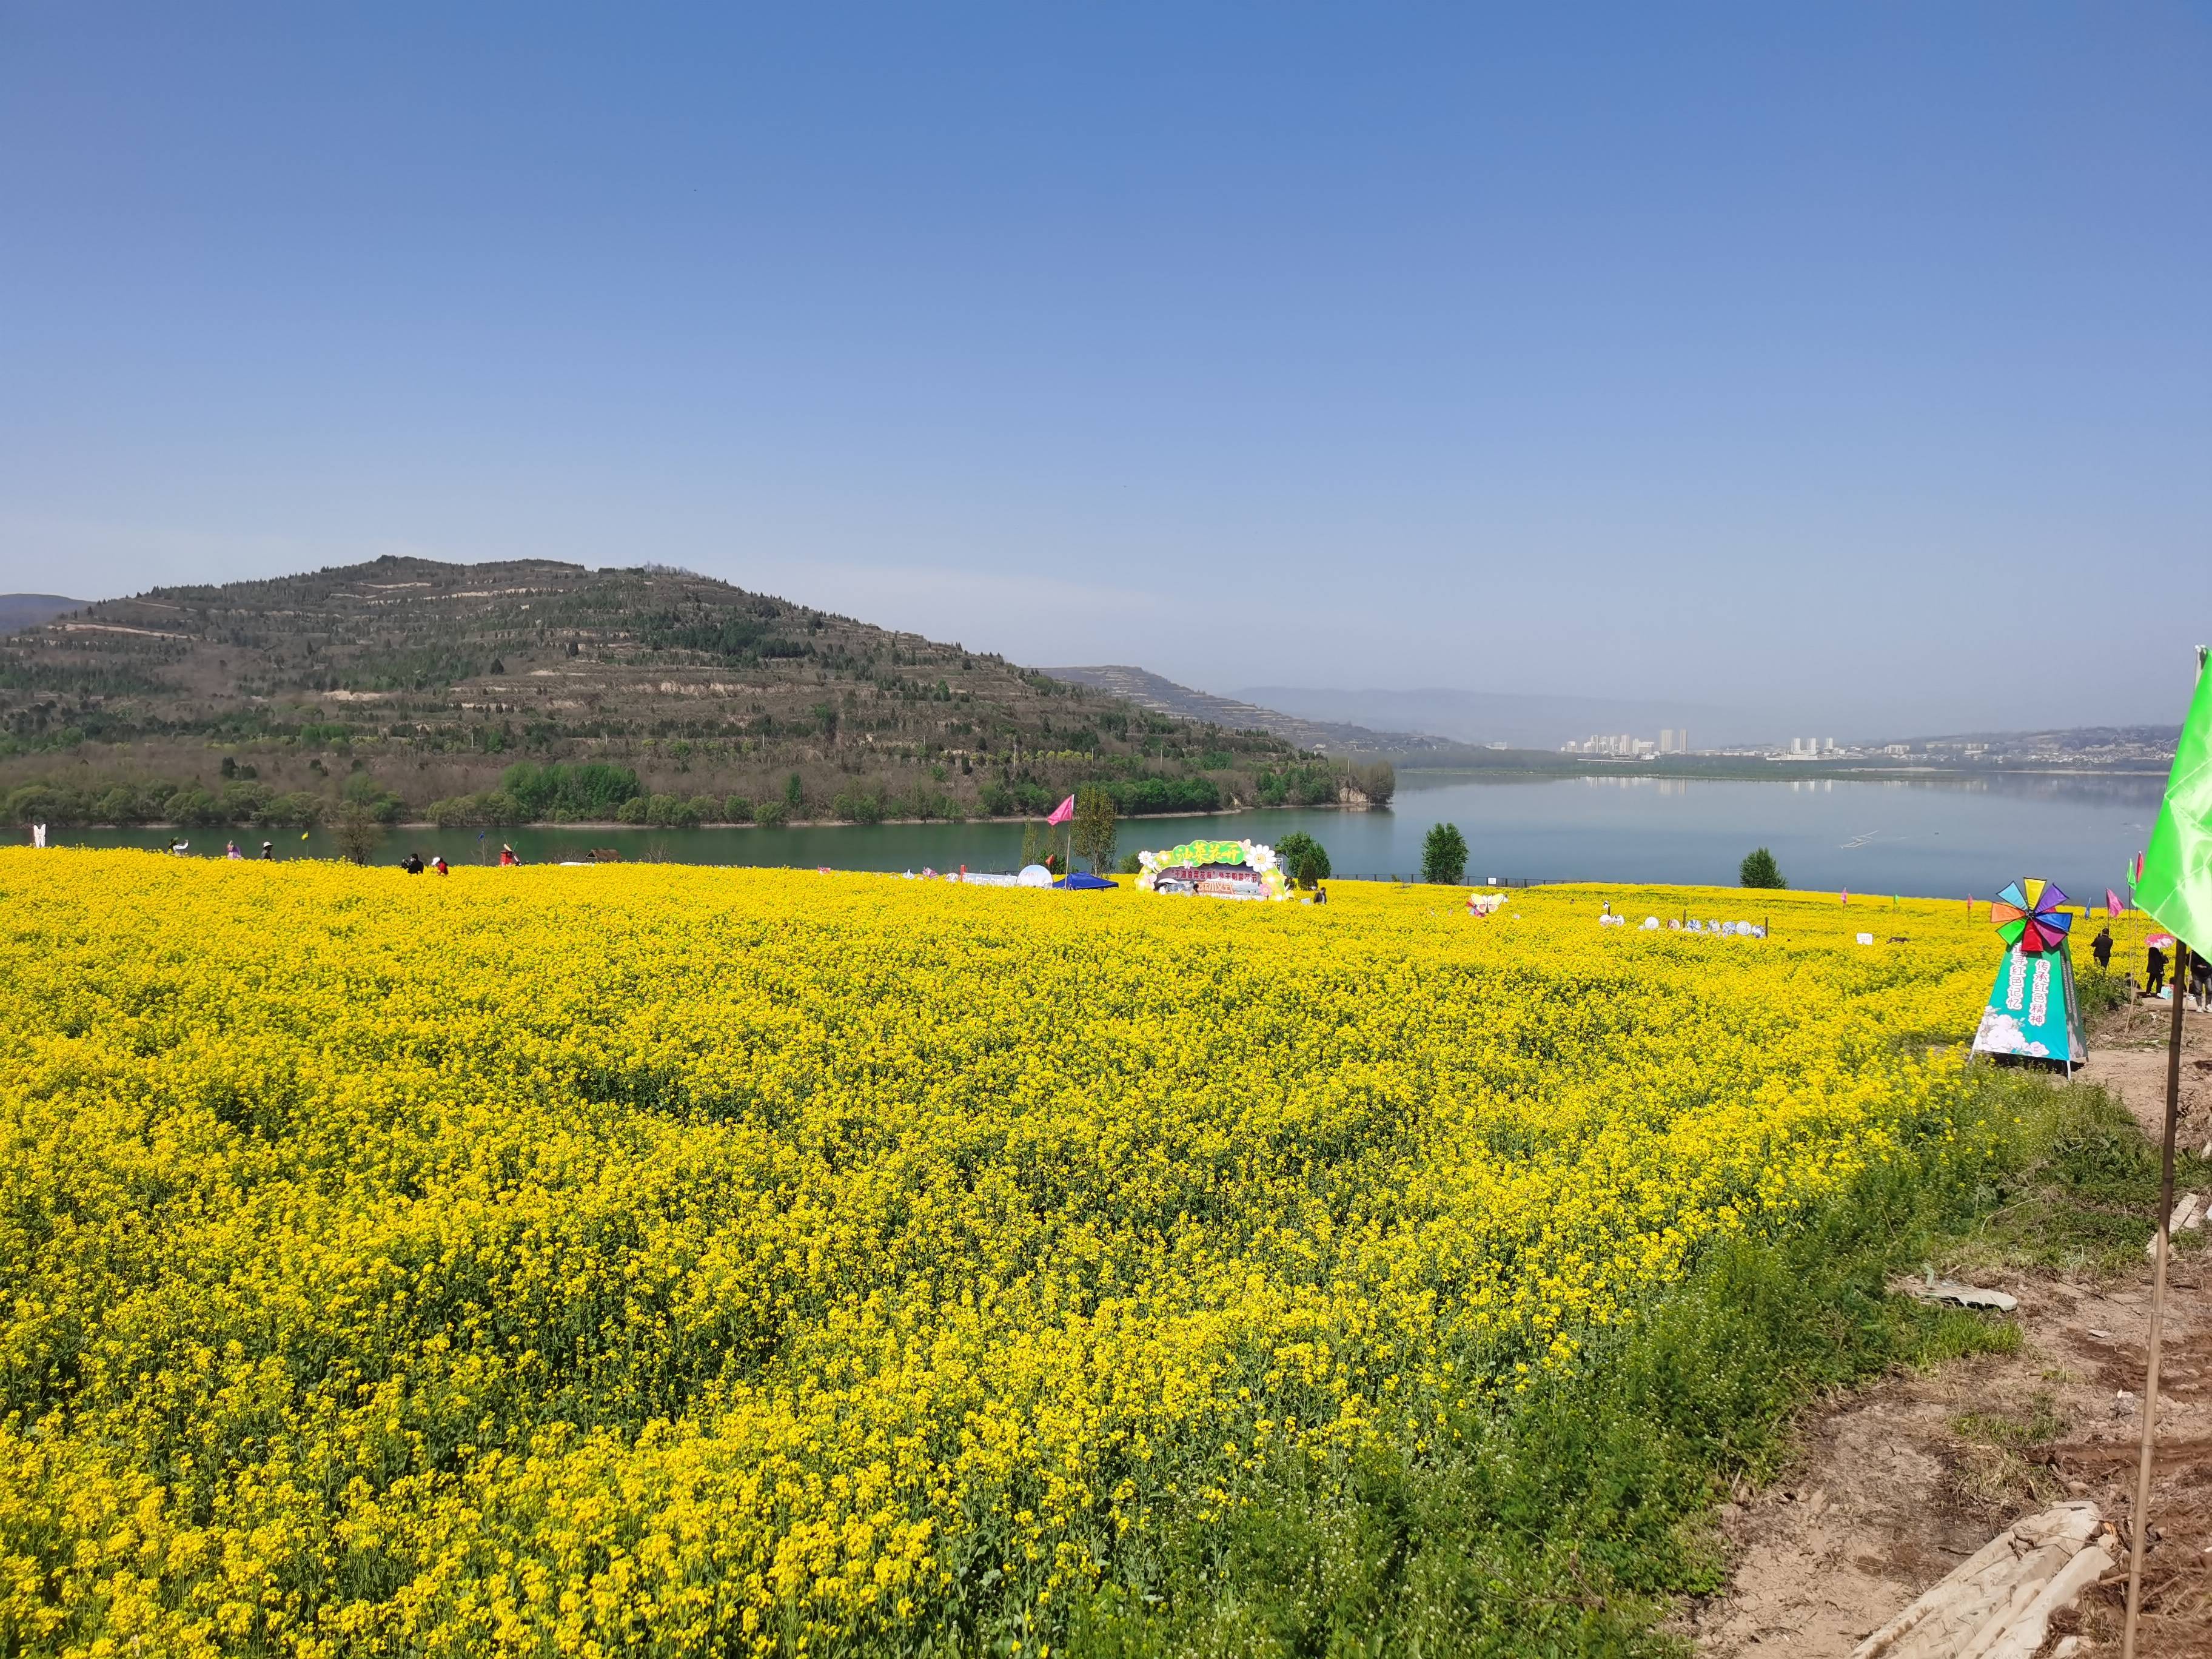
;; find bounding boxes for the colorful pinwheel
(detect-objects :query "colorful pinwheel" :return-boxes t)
[1989,877,2074,954]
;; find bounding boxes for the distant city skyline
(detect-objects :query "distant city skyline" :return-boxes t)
[4,6,2207,737]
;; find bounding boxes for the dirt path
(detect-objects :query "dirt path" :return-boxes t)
[1684,1010,2212,1657]
[2077,997,2212,1156]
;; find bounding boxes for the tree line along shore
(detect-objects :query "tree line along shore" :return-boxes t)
[3,755,1396,833]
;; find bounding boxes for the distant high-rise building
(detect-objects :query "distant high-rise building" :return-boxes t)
[1660,727,1675,753]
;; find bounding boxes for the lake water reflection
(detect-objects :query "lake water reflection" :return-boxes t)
[42,771,2166,900]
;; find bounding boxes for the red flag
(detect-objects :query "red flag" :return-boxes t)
[1047,794,1076,826]
[2108,888,2125,918]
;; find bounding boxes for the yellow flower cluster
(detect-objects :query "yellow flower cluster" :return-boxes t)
[0,853,2000,1655]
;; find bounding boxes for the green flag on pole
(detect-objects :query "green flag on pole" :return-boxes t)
[2134,648,2212,951]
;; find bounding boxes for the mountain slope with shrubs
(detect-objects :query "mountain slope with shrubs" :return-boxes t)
[0,556,1393,828]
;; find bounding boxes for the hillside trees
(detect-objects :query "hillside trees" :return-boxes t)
[1355,760,1396,806]
[1256,760,1340,808]
[499,762,642,820]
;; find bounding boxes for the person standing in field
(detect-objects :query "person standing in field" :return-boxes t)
[402,852,424,874]
[499,843,520,866]
[432,854,449,876]
[2093,926,2113,971]
[2146,940,2167,997]
[261,841,274,860]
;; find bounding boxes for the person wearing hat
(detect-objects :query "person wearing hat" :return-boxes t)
[499,843,520,866]
[260,841,275,860]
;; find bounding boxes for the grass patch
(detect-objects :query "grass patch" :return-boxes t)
[1952,1393,2066,1452]
[2076,964,2133,1019]
[1948,1393,2069,1512]
[1948,1078,2212,1278]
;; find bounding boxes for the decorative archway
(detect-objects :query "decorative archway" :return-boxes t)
[1134,838,1290,900]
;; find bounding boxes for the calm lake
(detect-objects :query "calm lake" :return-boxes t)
[44,771,2165,900]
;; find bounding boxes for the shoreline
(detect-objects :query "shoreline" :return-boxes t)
[22,802,1386,834]
[1398,761,2173,782]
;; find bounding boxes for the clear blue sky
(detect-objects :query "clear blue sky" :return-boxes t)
[3,4,2207,737]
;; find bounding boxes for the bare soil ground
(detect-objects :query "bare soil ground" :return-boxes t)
[1683,1007,2212,1657]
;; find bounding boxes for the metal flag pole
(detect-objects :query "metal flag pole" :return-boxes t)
[2121,938,2187,1658]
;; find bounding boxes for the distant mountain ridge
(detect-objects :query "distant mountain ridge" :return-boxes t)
[1043,665,1476,757]
[1240,686,1755,751]
[0,595,92,635]
[1885,725,2178,748]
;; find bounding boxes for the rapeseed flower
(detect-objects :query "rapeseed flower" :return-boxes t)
[0,853,1999,1655]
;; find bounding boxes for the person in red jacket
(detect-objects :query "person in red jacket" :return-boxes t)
[499,844,520,866]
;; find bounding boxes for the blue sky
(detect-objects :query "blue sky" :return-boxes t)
[3,4,2207,737]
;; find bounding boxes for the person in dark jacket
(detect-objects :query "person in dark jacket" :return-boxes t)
[402,852,424,874]
[2146,942,2167,997]
[2092,926,2113,970]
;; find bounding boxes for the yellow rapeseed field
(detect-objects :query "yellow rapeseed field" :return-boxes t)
[0,851,2016,1655]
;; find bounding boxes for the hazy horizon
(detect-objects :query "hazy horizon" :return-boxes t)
[4,6,2207,737]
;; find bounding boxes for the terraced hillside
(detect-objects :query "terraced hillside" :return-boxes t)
[0,557,1364,828]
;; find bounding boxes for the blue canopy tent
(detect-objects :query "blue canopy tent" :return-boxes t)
[1053,871,1119,891]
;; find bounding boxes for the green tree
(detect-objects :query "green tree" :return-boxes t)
[1019,820,1047,870]
[831,784,886,825]
[752,797,789,828]
[1071,785,1118,873]
[1421,822,1468,885]
[1274,832,1331,887]
[784,772,805,813]
[341,772,404,823]
[1740,846,1787,889]
[1355,760,1396,807]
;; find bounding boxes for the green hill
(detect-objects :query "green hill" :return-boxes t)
[0,556,1386,830]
